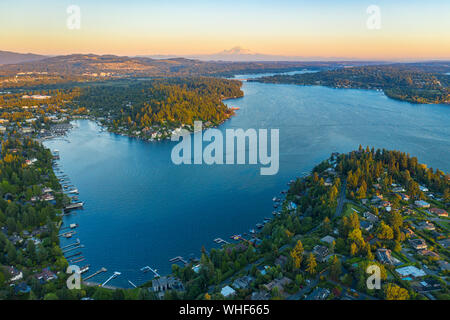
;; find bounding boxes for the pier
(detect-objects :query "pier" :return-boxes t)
[102,272,121,287]
[213,238,230,245]
[62,244,84,254]
[83,267,107,281]
[61,239,81,249]
[59,230,76,238]
[64,202,84,212]
[71,257,85,264]
[169,256,188,265]
[65,252,82,259]
[140,266,160,277]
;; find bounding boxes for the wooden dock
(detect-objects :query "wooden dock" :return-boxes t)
[83,267,107,281]
[169,256,188,265]
[64,202,84,212]
[63,244,84,253]
[61,239,80,249]
[214,238,230,245]
[140,266,160,277]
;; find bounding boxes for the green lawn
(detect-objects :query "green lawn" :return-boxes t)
[343,203,365,217]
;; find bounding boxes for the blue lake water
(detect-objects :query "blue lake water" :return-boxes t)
[43,79,449,288]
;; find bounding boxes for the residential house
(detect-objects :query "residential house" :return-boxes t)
[305,287,330,300]
[376,248,394,265]
[400,193,410,201]
[363,212,379,223]
[288,202,297,211]
[419,250,439,259]
[437,260,450,272]
[395,266,426,278]
[320,235,336,245]
[313,245,330,262]
[437,238,450,249]
[263,277,292,293]
[232,276,254,290]
[250,291,270,300]
[429,208,448,217]
[152,276,184,294]
[409,238,427,250]
[275,255,288,268]
[221,285,236,298]
[6,266,23,282]
[34,268,57,283]
[360,220,373,232]
[415,200,430,208]
[417,221,435,231]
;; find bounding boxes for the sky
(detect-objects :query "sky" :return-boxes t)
[1,0,449,60]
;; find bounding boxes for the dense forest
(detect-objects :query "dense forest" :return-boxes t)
[253,65,450,104]
[0,135,68,299]
[76,77,244,132]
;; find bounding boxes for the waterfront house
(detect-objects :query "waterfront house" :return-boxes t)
[152,276,184,296]
[288,202,297,211]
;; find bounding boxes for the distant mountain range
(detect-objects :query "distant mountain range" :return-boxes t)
[0,50,47,65]
[142,46,378,62]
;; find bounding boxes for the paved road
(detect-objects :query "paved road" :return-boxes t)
[286,277,319,300]
[335,179,347,217]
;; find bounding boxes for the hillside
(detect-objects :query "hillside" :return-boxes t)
[0,50,47,65]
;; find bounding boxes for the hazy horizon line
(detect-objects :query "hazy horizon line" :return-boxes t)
[2,49,449,64]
